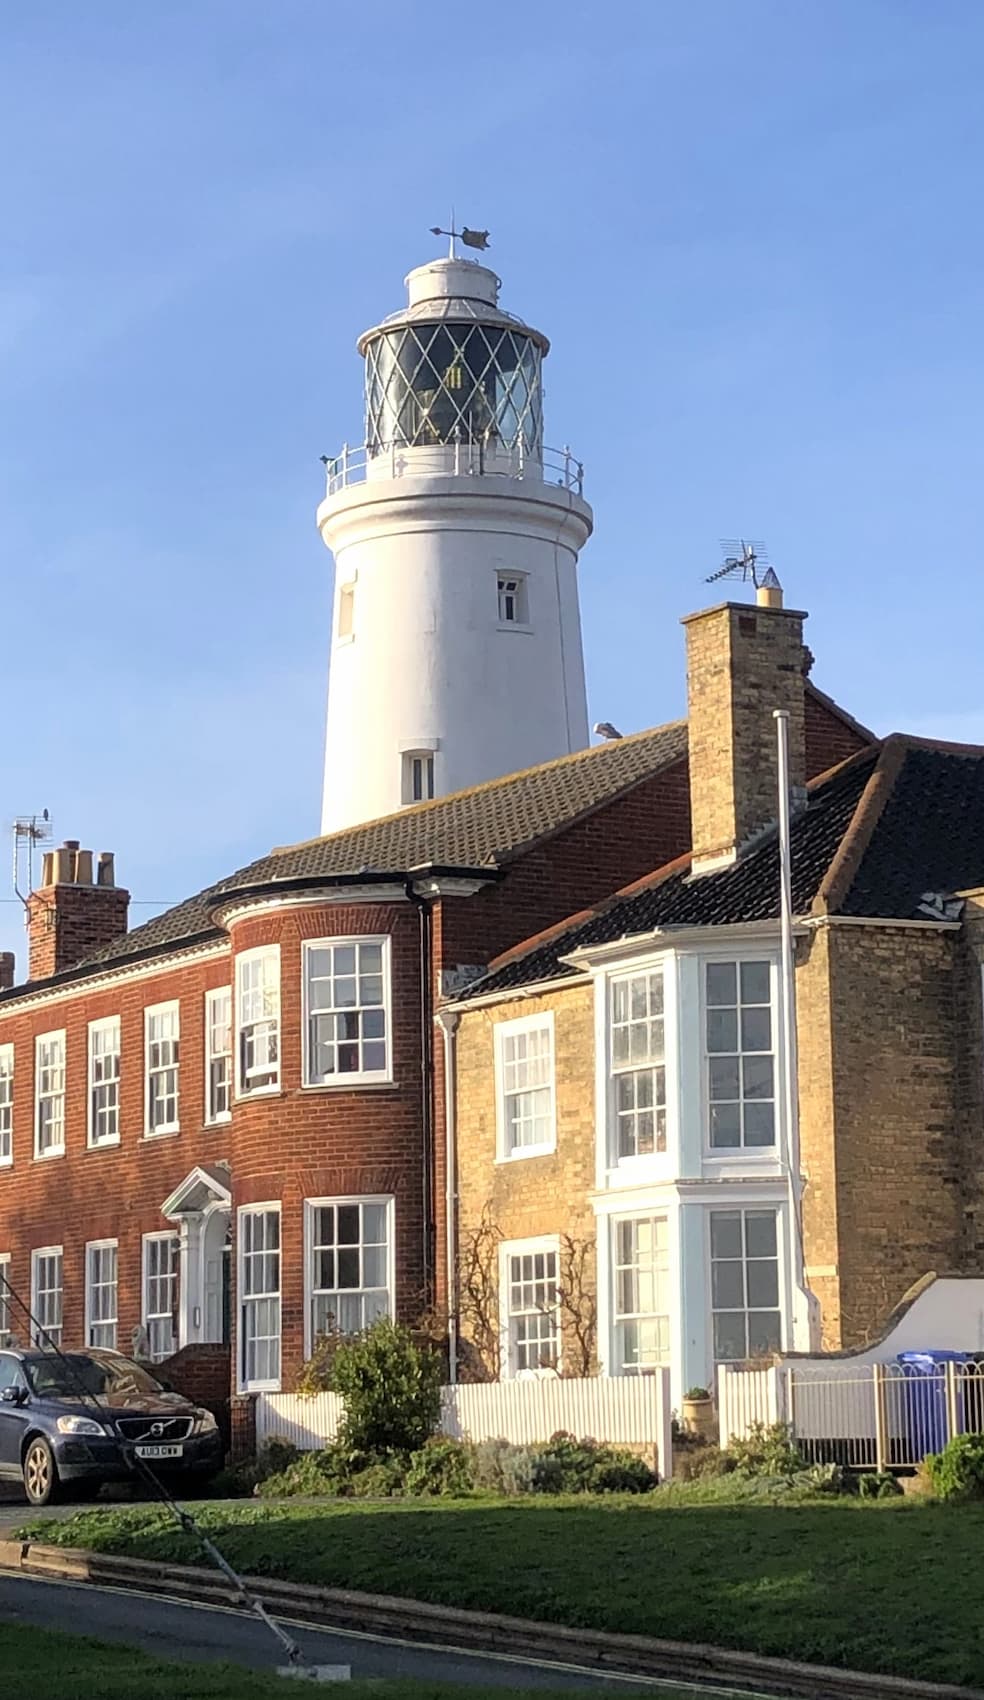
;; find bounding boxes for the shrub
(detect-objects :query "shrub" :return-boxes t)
[676,1443,733,1482]
[471,1439,537,1496]
[858,1469,903,1499]
[329,1318,444,1458]
[801,1461,849,1495]
[296,1331,342,1399]
[256,1446,346,1499]
[530,1432,656,1495]
[725,1422,803,1479]
[347,1456,407,1498]
[926,1434,984,1502]
[684,1386,710,1401]
[212,1436,301,1498]
[405,1437,476,1497]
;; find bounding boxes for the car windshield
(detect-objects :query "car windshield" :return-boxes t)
[24,1354,166,1400]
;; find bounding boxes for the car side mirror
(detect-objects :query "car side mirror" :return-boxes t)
[0,1385,25,1406]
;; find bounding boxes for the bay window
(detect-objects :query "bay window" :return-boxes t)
[236,948,280,1095]
[239,1206,281,1390]
[710,1208,782,1362]
[610,970,666,1159]
[306,1197,392,1345]
[612,1215,670,1373]
[705,960,775,1149]
[304,938,390,1086]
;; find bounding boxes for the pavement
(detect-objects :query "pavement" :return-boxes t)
[0,1570,685,1692]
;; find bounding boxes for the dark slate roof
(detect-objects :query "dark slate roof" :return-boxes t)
[2,719,688,1000]
[841,744,984,919]
[469,752,879,997]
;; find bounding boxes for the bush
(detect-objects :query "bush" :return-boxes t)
[725,1422,803,1479]
[676,1443,734,1482]
[330,1318,444,1459]
[347,1456,407,1498]
[800,1461,849,1495]
[858,1469,903,1500]
[212,1436,301,1498]
[530,1432,657,1496]
[405,1437,476,1497]
[257,1446,346,1499]
[926,1434,984,1502]
[471,1439,537,1496]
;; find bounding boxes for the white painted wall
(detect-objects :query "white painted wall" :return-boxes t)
[319,477,591,834]
[785,1277,984,1368]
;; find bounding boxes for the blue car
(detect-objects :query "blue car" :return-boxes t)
[0,1347,224,1506]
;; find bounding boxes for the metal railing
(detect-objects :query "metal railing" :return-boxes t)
[721,1358,984,1471]
[320,438,585,498]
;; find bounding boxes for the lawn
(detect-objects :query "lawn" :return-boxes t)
[0,1622,702,1700]
[18,1491,984,1689]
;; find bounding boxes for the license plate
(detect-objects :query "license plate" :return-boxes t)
[135,1443,183,1459]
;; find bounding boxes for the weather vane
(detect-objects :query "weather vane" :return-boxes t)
[429,215,490,260]
[706,539,778,592]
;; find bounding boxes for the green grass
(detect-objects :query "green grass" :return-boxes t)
[19,1491,984,1689]
[0,1622,703,1700]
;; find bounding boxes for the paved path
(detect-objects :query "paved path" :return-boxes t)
[0,1571,697,1692]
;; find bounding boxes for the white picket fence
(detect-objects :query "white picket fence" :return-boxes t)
[257,1370,672,1478]
[719,1359,984,1470]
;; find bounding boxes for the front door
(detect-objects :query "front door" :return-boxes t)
[203,1210,231,1345]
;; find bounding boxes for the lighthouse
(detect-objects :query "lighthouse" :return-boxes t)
[317,245,593,834]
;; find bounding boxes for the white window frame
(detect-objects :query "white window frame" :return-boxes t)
[0,1044,12,1168]
[145,1001,180,1136]
[609,968,667,1165]
[401,751,435,804]
[302,936,392,1088]
[235,947,281,1098]
[0,1254,9,1346]
[34,1030,66,1159]
[496,571,530,629]
[303,1195,395,1358]
[142,1231,179,1362]
[703,958,777,1154]
[85,1239,118,1349]
[204,987,232,1125]
[708,1206,784,1364]
[87,1016,121,1149]
[31,1246,63,1347]
[610,1214,670,1376]
[499,1235,561,1378]
[494,1012,556,1161]
[238,1204,281,1392]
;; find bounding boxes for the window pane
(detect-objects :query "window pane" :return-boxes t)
[710,1213,742,1259]
[706,1008,738,1053]
[708,1056,740,1100]
[740,961,771,1004]
[745,1211,778,1258]
[740,1007,772,1052]
[709,1102,741,1148]
[713,1312,747,1361]
[742,1056,774,1101]
[748,1310,782,1358]
[744,1102,775,1146]
[711,1262,745,1309]
[747,1261,780,1308]
[706,963,737,1006]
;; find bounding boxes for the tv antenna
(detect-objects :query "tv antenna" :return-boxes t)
[12,810,52,912]
[707,539,773,589]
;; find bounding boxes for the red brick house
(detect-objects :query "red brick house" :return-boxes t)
[0,675,863,1422]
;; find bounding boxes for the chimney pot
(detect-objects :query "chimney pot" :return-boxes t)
[74,849,93,886]
[757,582,784,610]
[64,840,80,852]
[96,851,116,888]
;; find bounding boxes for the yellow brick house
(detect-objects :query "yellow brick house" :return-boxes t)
[442,590,984,1407]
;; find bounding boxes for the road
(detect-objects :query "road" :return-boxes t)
[0,1571,719,1693]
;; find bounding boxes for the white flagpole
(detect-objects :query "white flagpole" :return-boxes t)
[774,710,803,1271]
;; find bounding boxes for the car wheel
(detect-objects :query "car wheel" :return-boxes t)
[23,1437,61,1507]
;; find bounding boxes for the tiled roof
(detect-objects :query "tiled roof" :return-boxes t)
[466,751,879,997]
[3,720,688,998]
[840,743,984,918]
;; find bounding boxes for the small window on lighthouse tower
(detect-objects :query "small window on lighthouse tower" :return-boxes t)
[337,582,355,640]
[497,573,529,627]
[402,752,435,805]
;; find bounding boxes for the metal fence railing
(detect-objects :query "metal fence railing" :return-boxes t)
[721,1358,984,1470]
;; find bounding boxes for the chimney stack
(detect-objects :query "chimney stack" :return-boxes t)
[683,590,808,875]
[0,954,14,992]
[27,841,130,980]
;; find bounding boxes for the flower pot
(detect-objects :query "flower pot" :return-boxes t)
[682,1395,717,1443]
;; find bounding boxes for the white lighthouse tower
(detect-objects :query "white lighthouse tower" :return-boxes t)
[317,245,593,834]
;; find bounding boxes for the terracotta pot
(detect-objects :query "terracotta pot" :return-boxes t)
[682,1395,717,1443]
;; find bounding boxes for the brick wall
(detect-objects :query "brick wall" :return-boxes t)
[826,924,963,1346]
[795,927,843,1346]
[158,1343,232,1445]
[454,984,596,1378]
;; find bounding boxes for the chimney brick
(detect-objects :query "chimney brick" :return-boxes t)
[27,842,130,980]
[0,953,14,992]
[683,600,808,873]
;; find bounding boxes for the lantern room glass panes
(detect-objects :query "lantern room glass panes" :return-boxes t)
[364,323,542,454]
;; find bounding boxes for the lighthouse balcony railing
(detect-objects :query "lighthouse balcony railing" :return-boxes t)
[321,439,585,498]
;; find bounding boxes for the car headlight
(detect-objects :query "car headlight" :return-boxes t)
[56,1415,107,1437]
[194,1409,218,1434]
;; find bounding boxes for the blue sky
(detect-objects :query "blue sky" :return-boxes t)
[2,1,982,968]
